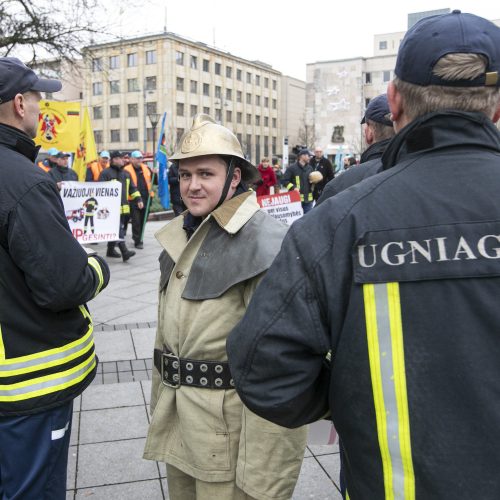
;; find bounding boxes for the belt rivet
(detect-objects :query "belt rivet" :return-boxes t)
[200,377,208,386]
[215,365,223,373]
[215,378,223,387]
[200,364,208,372]
[186,375,193,384]
[186,362,193,371]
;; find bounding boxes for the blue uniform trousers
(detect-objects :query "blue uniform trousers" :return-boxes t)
[0,401,73,500]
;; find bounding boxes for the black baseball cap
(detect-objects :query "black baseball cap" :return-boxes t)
[395,10,500,87]
[361,94,392,127]
[109,150,126,159]
[0,57,62,104]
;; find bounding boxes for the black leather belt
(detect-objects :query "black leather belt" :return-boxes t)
[153,348,234,389]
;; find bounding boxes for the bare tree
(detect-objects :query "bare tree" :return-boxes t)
[0,0,106,63]
[297,114,317,149]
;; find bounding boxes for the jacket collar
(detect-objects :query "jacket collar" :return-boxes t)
[360,138,391,164]
[0,123,40,162]
[382,111,500,169]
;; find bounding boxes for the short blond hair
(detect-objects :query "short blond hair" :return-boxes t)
[394,53,500,121]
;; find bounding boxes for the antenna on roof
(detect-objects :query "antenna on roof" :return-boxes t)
[164,6,167,33]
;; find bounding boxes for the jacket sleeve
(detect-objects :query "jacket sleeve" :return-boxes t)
[227,222,331,428]
[8,180,110,312]
[126,172,143,203]
[282,166,296,191]
[324,159,335,183]
[267,168,277,188]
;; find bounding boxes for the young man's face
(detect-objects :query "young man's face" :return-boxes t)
[179,155,241,218]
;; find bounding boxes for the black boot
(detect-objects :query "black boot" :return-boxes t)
[118,242,135,262]
[106,242,120,258]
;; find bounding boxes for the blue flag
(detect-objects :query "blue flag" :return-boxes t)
[156,112,170,209]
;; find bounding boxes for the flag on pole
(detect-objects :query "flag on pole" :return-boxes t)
[156,112,170,209]
[35,100,80,151]
[72,107,98,181]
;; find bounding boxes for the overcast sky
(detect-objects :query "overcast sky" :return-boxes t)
[107,1,500,81]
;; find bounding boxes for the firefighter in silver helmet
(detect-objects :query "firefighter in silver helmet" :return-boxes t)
[143,114,307,500]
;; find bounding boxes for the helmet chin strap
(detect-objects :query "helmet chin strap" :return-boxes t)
[215,157,236,209]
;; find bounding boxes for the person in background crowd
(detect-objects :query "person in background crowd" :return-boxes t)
[124,150,154,249]
[227,10,500,500]
[272,157,283,191]
[309,146,334,201]
[167,161,185,216]
[255,156,277,196]
[318,93,396,204]
[282,148,314,213]
[143,114,307,500]
[48,151,78,186]
[37,146,59,172]
[99,150,143,261]
[0,56,109,500]
[86,150,110,181]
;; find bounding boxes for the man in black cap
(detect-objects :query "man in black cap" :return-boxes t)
[282,148,314,213]
[48,151,78,186]
[317,93,395,205]
[0,57,110,499]
[98,150,143,261]
[228,11,500,499]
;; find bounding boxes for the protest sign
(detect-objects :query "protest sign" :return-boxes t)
[60,181,122,243]
[257,190,304,225]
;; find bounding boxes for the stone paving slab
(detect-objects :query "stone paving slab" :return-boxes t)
[74,479,167,499]
[292,456,342,500]
[131,327,157,359]
[94,330,135,362]
[81,381,145,410]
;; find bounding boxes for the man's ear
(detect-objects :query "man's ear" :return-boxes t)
[387,81,402,122]
[364,124,374,145]
[231,167,241,188]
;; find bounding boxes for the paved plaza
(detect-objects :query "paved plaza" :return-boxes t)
[67,219,342,499]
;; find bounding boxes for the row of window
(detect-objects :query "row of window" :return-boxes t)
[175,51,277,88]
[94,102,277,128]
[364,70,391,84]
[92,76,157,95]
[92,51,157,71]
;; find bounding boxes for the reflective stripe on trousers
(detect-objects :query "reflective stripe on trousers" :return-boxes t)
[363,282,415,500]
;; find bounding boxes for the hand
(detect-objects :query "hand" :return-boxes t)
[56,182,63,191]
[138,201,144,209]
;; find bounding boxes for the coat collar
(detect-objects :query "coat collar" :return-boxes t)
[0,123,40,162]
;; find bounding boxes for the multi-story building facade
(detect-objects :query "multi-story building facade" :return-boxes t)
[307,10,500,161]
[83,32,301,164]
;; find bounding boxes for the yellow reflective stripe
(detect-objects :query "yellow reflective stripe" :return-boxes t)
[364,283,394,499]
[80,304,92,321]
[0,325,4,361]
[387,283,415,500]
[346,491,351,500]
[130,191,140,199]
[295,175,301,190]
[0,354,96,402]
[87,256,104,297]
[286,183,294,190]
[121,205,130,214]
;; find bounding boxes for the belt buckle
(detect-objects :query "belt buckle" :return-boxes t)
[161,352,181,389]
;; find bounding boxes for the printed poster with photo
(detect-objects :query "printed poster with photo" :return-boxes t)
[60,181,122,243]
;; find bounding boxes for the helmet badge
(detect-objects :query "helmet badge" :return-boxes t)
[181,131,202,153]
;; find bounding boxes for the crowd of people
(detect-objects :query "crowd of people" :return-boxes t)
[1,9,500,500]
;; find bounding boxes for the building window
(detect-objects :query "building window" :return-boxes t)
[128,103,138,117]
[264,97,269,108]
[264,77,269,88]
[264,140,269,158]
[272,136,276,155]
[236,69,242,81]
[256,115,260,126]
[215,62,221,75]
[176,77,184,91]
[203,106,210,114]
[246,93,251,104]
[190,55,198,69]
[109,56,119,69]
[237,90,242,103]
[146,102,157,115]
[383,70,391,82]
[94,130,102,144]
[226,66,232,78]
[256,75,260,85]
[176,51,184,65]
[226,88,232,100]
[110,130,120,142]
[92,58,102,72]
[110,105,120,118]
[128,129,138,142]
[365,72,372,84]
[203,83,210,96]
[146,50,157,64]
[226,110,232,122]
[215,86,221,99]
[272,79,277,90]
[379,40,387,50]
[146,128,154,142]
[264,116,269,127]
[203,59,209,72]
[190,80,198,93]
[145,76,156,90]
[127,78,139,92]
[246,113,252,125]
[237,133,242,144]
[176,128,185,142]
[365,98,371,108]
[246,134,252,155]
[109,81,120,94]
[272,117,277,128]
[256,95,260,106]
[246,72,252,84]
[92,82,102,96]
[190,105,198,116]
[177,102,184,116]
[215,109,222,123]
[272,99,276,109]
[127,53,137,67]
[93,106,102,120]
[237,112,242,124]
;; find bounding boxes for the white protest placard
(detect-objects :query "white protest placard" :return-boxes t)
[60,181,122,243]
[257,190,304,225]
